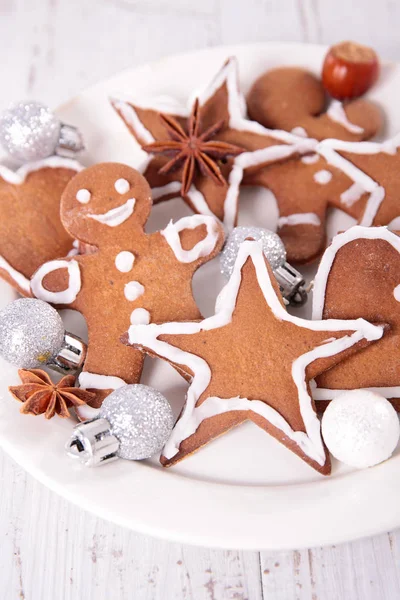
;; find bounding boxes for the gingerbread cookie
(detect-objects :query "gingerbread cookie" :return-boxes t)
[247,133,400,263]
[124,239,383,475]
[312,226,400,411]
[0,157,81,295]
[30,163,224,413]
[111,57,316,230]
[247,67,382,142]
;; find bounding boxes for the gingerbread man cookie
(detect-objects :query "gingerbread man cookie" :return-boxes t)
[124,239,383,475]
[111,57,316,231]
[30,163,224,412]
[247,133,400,263]
[312,226,400,411]
[247,67,382,142]
[0,157,81,295]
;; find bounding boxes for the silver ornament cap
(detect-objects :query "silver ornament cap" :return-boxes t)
[66,384,175,466]
[220,226,308,306]
[0,101,84,162]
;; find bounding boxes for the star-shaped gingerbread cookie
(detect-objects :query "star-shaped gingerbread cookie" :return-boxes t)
[312,225,400,411]
[111,57,316,230]
[125,239,383,474]
[0,157,81,295]
[30,163,224,412]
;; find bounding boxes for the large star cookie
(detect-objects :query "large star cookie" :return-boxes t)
[125,239,383,474]
[0,157,80,295]
[31,163,224,412]
[111,57,316,230]
[312,225,400,411]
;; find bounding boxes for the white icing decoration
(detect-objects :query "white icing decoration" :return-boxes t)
[31,259,81,304]
[66,240,80,257]
[340,182,365,207]
[278,213,321,228]
[312,226,400,321]
[301,153,319,165]
[223,140,316,230]
[0,156,82,185]
[326,100,364,134]
[313,386,400,401]
[128,240,382,464]
[111,99,154,144]
[130,308,150,325]
[162,215,220,263]
[316,137,397,227]
[88,198,136,227]
[114,178,130,194]
[79,371,126,390]
[185,185,216,217]
[124,281,145,301]
[151,181,182,201]
[388,217,400,231]
[394,284,400,302]
[313,169,332,185]
[115,251,135,273]
[77,372,127,420]
[0,255,30,293]
[291,127,308,137]
[76,189,91,204]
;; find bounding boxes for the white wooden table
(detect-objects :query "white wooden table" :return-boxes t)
[2,1,400,598]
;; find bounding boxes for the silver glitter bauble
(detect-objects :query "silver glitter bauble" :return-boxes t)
[220,226,286,279]
[99,384,174,460]
[0,298,64,368]
[0,101,61,162]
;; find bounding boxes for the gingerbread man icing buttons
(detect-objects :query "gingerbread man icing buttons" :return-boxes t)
[0,157,81,295]
[312,226,400,411]
[111,57,316,231]
[247,67,382,142]
[30,163,224,413]
[125,239,383,475]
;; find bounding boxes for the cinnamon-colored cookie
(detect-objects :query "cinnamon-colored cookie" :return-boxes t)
[111,57,316,231]
[247,67,382,142]
[30,163,224,412]
[124,239,383,475]
[0,158,80,295]
[312,226,400,411]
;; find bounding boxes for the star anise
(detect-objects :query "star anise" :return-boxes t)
[143,98,243,195]
[9,369,96,419]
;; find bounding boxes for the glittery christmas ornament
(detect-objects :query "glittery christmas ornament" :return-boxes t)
[0,298,86,373]
[221,226,286,278]
[220,226,307,306]
[66,384,174,466]
[322,390,400,468]
[0,101,84,162]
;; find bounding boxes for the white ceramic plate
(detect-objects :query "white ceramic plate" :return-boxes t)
[1,42,400,550]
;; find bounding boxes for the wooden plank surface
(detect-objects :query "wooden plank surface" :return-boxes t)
[1,1,400,598]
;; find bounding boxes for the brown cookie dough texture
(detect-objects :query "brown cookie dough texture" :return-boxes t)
[125,239,383,475]
[312,226,400,411]
[247,67,382,141]
[0,160,79,295]
[30,162,224,408]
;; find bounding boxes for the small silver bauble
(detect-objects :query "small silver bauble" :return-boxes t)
[66,384,174,466]
[0,298,64,368]
[220,226,286,279]
[0,101,84,162]
[0,298,86,373]
[220,226,308,306]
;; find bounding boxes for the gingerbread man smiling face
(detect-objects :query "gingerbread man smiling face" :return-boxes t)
[31,163,224,414]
